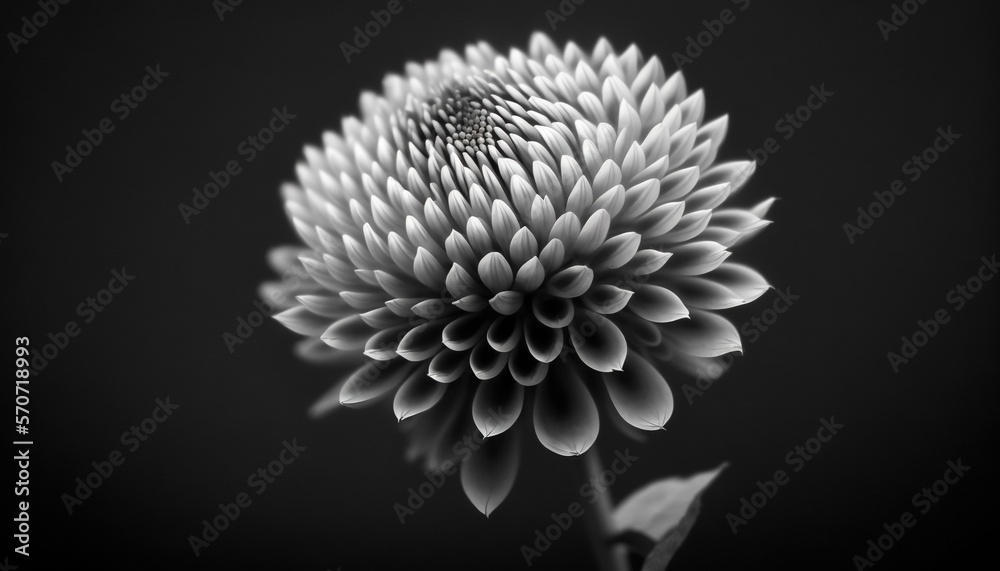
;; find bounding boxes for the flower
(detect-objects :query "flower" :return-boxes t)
[262,32,774,516]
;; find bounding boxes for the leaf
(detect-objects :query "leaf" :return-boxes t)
[609,463,727,571]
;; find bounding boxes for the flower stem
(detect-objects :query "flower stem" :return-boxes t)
[581,447,630,571]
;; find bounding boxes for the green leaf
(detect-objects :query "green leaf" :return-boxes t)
[609,463,727,571]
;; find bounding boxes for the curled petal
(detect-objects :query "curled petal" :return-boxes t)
[547,265,594,298]
[487,314,522,353]
[460,429,520,516]
[340,358,417,407]
[396,320,447,361]
[570,309,627,372]
[709,263,772,303]
[394,369,447,421]
[601,352,674,430]
[443,313,490,351]
[508,343,548,386]
[668,241,731,276]
[470,338,509,380]
[296,295,352,319]
[628,284,689,323]
[428,348,467,383]
[363,325,406,360]
[524,315,565,363]
[473,378,524,437]
[533,295,575,328]
[533,364,599,456]
[669,276,745,310]
[662,309,742,358]
[320,315,373,350]
[582,284,634,314]
[273,306,329,336]
[592,232,640,270]
[489,291,525,315]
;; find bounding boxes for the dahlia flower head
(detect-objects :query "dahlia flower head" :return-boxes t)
[264,32,774,515]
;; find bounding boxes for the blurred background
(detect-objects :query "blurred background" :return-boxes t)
[3,0,998,569]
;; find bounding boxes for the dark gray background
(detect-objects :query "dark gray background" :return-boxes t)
[4,0,997,569]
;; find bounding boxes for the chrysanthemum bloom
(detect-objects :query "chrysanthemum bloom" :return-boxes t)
[263,32,774,515]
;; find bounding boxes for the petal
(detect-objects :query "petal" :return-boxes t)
[628,285,689,323]
[538,238,566,274]
[668,276,745,310]
[513,256,546,292]
[661,309,742,358]
[533,295,575,328]
[340,358,417,406]
[573,209,611,256]
[709,263,772,303]
[509,227,539,269]
[470,338,509,380]
[592,232,640,270]
[478,252,515,293]
[396,320,447,361]
[547,265,594,298]
[473,379,524,437]
[667,241,730,276]
[393,369,447,421]
[446,263,483,298]
[428,348,467,383]
[581,284,634,314]
[413,247,448,289]
[508,343,549,386]
[601,352,674,430]
[443,313,490,351]
[533,364,599,456]
[320,315,373,350]
[570,309,627,372]
[273,306,329,336]
[487,314,523,352]
[489,291,525,315]
[524,314,565,363]
[460,429,520,516]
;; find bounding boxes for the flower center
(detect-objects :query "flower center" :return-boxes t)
[438,92,496,155]
[423,89,497,158]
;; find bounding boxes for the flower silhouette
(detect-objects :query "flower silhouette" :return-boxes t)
[263,32,774,515]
